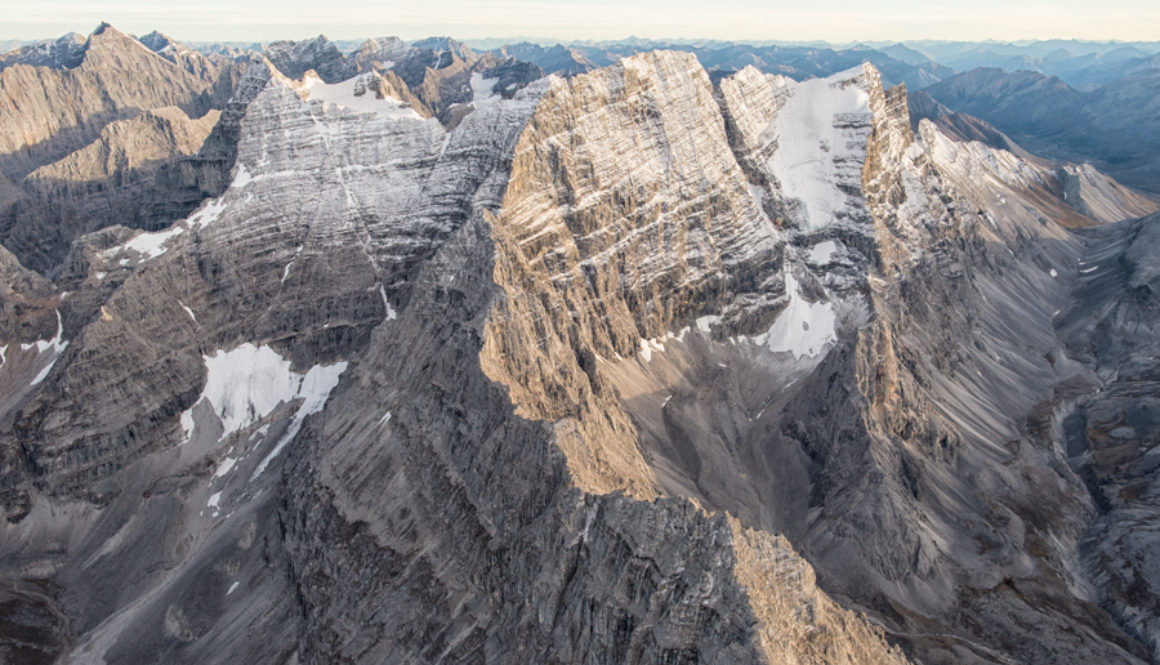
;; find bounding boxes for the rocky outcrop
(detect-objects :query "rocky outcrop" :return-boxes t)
[482,51,787,497]
[0,24,223,178]
[909,89,1159,226]
[349,36,413,71]
[2,107,219,265]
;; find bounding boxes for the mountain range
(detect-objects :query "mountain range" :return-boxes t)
[0,23,1159,665]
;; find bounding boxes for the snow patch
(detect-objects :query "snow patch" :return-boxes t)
[231,163,253,189]
[24,311,69,386]
[765,68,870,230]
[302,72,424,120]
[250,361,348,479]
[639,337,668,362]
[639,338,653,363]
[207,492,221,510]
[107,225,184,262]
[189,197,228,230]
[639,329,684,363]
[470,72,501,107]
[379,411,392,425]
[806,240,839,265]
[379,284,397,320]
[227,581,239,595]
[214,456,237,479]
[1049,268,1059,278]
[696,315,720,333]
[754,270,836,359]
[180,344,348,459]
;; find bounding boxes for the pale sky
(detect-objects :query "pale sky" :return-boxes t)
[1,0,1157,43]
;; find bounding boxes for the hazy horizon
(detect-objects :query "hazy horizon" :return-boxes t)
[2,0,1158,44]
[7,29,1160,50]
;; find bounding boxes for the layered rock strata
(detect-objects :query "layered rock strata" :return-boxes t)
[0,48,1157,665]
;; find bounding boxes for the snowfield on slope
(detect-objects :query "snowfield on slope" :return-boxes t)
[765,67,871,230]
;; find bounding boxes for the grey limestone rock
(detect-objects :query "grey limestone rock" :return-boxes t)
[0,43,1159,665]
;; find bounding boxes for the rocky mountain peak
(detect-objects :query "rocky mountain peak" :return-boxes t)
[137,30,182,54]
[263,34,350,82]
[0,31,87,71]
[1,33,1159,665]
[410,36,474,59]
[351,36,412,64]
[81,22,177,68]
[0,21,241,273]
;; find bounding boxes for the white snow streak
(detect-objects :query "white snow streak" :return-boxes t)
[179,344,348,462]
[379,284,397,320]
[250,361,348,479]
[180,301,197,322]
[755,270,836,359]
[302,72,425,120]
[766,68,870,230]
[470,72,501,107]
[24,311,69,386]
[214,456,237,478]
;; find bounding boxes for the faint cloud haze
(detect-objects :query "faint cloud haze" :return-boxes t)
[1,0,1158,42]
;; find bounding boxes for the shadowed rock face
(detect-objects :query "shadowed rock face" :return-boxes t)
[923,67,1160,195]
[0,44,1158,665]
[0,24,245,274]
